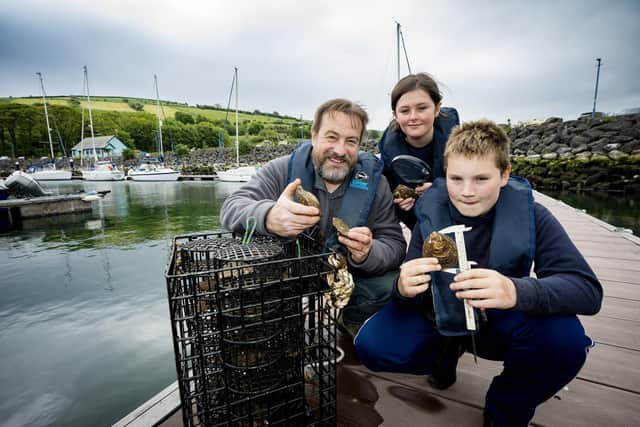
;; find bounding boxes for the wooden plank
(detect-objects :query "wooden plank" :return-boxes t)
[112,382,180,427]
[351,354,640,427]
[597,297,640,322]
[602,280,640,300]
[0,193,87,207]
[154,409,182,427]
[577,246,640,261]
[581,316,640,350]
[338,366,484,427]
[589,266,640,283]
[531,378,640,427]
[587,257,640,272]
[578,343,640,394]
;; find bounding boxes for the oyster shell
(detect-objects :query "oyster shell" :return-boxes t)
[393,184,416,199]
[422,232,458,269]
[325,254,354,308]
[332,217,350,235]
[295,186,320,209]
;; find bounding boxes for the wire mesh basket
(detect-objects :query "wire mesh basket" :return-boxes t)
[166,231,339,426]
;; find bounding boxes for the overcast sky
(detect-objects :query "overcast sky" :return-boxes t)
[1,0,639,130]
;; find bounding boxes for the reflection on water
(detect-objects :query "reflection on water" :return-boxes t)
[11,181,227,251]
[545,190,639,236]
[0,180,242,427]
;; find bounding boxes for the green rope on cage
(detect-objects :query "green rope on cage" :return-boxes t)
[295,239,302,258]
[241,216,257,245]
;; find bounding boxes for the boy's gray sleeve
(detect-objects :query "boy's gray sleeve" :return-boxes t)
[220,157,289,235]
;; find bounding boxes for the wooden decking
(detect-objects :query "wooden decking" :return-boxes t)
[119,191,640,427]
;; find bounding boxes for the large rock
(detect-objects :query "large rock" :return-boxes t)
[571,144,589,154]
[608,150,628,160]
[570,135,590,147]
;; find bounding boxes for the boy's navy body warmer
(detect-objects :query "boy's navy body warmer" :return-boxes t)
[415,176,536,335]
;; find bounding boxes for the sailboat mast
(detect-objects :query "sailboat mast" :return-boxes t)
[154,74,164,158]
[396,21,401,81]
[394,21,412,81]
[234,67,239,167]
[83,66,98,162]
[36,72,55,159]
[80,88,85,168]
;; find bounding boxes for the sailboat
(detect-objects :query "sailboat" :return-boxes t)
[216,67,257,182]
[28,72,72,181]
[80,66,125,181]
[128,74,180,181]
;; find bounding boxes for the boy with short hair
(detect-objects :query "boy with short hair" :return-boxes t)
[354,120,602,426]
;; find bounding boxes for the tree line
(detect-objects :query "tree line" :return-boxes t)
[0,102,313,160]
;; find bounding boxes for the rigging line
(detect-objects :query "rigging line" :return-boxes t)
[218,69,237,162]
[39,79,67,157]
[47,111,67,158]
[157,94,177,156]
[153,74,164,156]
[399,28,412,75]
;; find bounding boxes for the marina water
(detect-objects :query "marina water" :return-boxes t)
[0,180,636,427]
[0,180,238,427]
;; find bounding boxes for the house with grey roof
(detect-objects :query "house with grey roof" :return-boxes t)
[71,135,128,159]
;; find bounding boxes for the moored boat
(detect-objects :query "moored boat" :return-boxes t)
[27,72,72,181]
[215,67,256,183]
[128,159,180,181]
[78,66,126,181]
[128,74,180,182]
[81,160,125,181]
[28,164,72,181]
[216,165,257,182]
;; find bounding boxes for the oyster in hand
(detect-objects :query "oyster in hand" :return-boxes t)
[332,217,350,235]
[422,232,458,269]
[296,186,320,209]
[393,184,416,199]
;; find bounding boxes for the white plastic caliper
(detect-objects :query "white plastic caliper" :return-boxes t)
[438,224,477,331]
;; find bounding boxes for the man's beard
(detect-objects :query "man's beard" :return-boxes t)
[314,152,354,183]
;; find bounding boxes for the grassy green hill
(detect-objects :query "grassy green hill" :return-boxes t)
[5,95,301,125]
[0,96,312,159]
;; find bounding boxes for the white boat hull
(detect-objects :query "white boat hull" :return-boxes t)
[81,162,125,181]
[216,166,257,182]
[82,169,125,181]
[28,169,72,181]
[128,168,180,181]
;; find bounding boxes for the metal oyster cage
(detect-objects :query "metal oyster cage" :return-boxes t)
[165,231,338,426]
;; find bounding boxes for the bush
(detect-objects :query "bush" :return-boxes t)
[239,139,253,155]
[128,102,144,111]
[175,143,189,156]
[121,148,137,161]
[175,111,195,124]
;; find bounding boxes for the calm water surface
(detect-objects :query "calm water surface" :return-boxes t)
[545,190,639,236]
[0,181,636,427]
[0,180,241,427]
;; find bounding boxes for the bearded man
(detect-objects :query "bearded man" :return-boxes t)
[221,98,406,337]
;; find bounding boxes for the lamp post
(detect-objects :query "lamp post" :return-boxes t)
[592,58,602,118]
[300,115,304,139]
